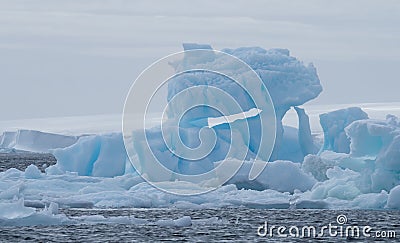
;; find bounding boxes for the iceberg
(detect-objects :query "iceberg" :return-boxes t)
[346,115,400,192]
[0,130,78,153]
[47,44,322,185]
[35,45,400,206]
[1,43,400,218]
[220,47,322,162]
[320,107,368,153]
[298,114,400,209]
[49,133,128,177]
[173,44,322,161]
[123,43,322,191]
[0,142,399,223]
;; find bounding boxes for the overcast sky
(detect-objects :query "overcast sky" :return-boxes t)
[0,0,399,120]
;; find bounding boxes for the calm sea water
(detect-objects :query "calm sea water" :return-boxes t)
[0,153,399,242]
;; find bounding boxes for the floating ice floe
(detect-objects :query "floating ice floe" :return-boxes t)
[0,196,224,227]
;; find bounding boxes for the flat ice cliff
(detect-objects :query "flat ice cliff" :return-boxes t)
[0,130,78,153]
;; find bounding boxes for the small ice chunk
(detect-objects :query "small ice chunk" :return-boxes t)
[0,199,35,219]
[173,216,192,227]
[45,202,59,215]
[24,164,41,179]
[156,216,192,227]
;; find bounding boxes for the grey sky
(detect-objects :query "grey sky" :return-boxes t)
[0,0,399,120]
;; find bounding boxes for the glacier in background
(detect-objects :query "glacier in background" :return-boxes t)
[1,44,400,225]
